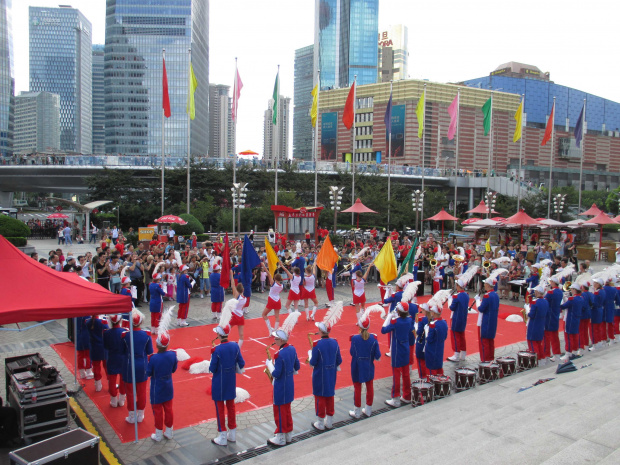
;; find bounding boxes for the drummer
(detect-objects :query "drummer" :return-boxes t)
[423,303,448,376]
[525,285,548,364]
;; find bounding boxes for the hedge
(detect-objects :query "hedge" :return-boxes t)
[5,237,27,247]
[172,213,204,236]
[0,216,30,238]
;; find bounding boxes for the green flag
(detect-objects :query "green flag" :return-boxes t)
[482,97,492,136]
[397,238,418,278]
[415,92,424,139]
[272,71,279,125]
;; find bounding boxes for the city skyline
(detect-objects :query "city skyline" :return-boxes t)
[9,0,620,158]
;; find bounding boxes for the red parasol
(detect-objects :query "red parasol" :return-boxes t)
[425,208,458,242]
[614,215,620,223]
[238,150,259,156]
[341,198,378,228]
[462,217,481,225]
[504,209,542,243]
[587,211,617,260]
[47,213,69,219]
[155,215,188,225]
[466,200,498,215]
[579,203,603,217]
[491,217,508,222]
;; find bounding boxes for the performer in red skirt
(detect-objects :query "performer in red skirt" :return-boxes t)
[351,265,373,318]
[302,265,320,321]
[262,263,285,336]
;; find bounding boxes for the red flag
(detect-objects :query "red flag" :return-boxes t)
[219,233,231,289]
[162,57,171,118]
[232,68,243,123]
[541,102,555,146]
[342,82,356,130]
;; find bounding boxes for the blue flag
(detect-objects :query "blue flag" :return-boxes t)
[240,235,261,296]
[574,104,584,148]
[384,91,393,135]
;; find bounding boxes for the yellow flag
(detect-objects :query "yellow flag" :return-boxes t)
[264,238,279,278]
[415,92,425,139]
[311,85,318,128]
[485,238,491,252]
[513,100,523,142]
[374,240,397,284]
[186,62,198,120]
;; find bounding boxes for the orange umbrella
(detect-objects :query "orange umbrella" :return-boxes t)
[425,208,458,242]
[587,211,617,260]
[238,150,259,156]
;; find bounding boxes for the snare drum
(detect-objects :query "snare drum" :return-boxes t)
[411,380,434,407]
[517,351,537,371]
[454,367,477,392]
[429,375,452,399]
[478,362,500,384]
[497,357,517,377]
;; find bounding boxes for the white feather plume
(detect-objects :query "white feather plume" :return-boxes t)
[414,245,423,260]
[219,299,236,329]
[175,348,190,361]
[120,265,129,280]
[189,360,211,374]
[280,311,301,337]
[456,265,479,287]
[174,250,183,267]
[361,304,386,320]
[397,273,413,290]
[492,257,511,265]
[401,280,421,303]
[506,314,524,323]
[540,265,551,284]
[457,247,465,256]
[153,261,165,276]
[540,259,553,267]
[488,268,509,283]
[322,301,344,329]
[158,305,175,340]
[574,272,592,287]
[235,387,250,403]
[556,264,575,281]
[353,247,369,260]
[427,289,453,311]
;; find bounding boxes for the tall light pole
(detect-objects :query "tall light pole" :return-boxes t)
[553,194,566,221]
[485,190,497,219]
[231,183,248,236]
[329,186,344,236]
[412,189,425,237]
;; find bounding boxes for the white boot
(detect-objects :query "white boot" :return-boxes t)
[79,369,86,379]
[177,318,181,326]
[164,426,174,439]
[226,428,236,443]
[385,397,401,408]
[349,407,361,419]
[212,431,228,446]
[94,380,102,392]
[109,396,118,408]
[577,349,583,356]
[325,416,333,429]
[305,308,310,321]
[137,410,145,422]
[84,369,94,379]
[151,326,158,335]
[313,417,325,431]
[460,351,467,360]
[311,306,317,320]
[560,353,570,363]
[265,319,273,336]
[151,429,163,442]
[588,345,595,351]
[447,352,460,362]
[268,433,286,446]
[362,405,372,417]
[284,432,293,443]
[118,394,126,406]
[125,411,136,424]
[180,320,189,327]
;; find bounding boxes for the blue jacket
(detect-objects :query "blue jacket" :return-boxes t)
[349,334,381,383]
[209,341,245,401]
[449,291,469,332]
[525,274,539,288]
[272,344,300,405]
[120,288,132,319]
[291,257,306,272]
[581,291,593,320]
[384,291,403,312]
[560,295,583,334]
[424,318,448,371]
[75,316,90,351]
[592,289,605,324]
[210,272,224,303]
[381,316,414,368]
[478,291,500,339]
[149,282,166,313]
[103,326,127,375]
[176,273,192,304]
[121,329,153,384]
[603,285,616,323]
[309,337,342,397]
[415,316,429,360]
[544,288,563,332]
[147,350,177,404]
[615,287,620,317]
[85,317,108,361]
[527,298,548,341]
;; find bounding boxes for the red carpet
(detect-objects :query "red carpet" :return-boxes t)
[52,298,526,442]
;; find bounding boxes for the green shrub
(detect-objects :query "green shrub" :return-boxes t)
[0,216,30,238]
[172,213,204,236]
[196,233,211,242]
[5,237,27,247]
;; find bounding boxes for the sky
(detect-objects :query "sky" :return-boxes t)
[12,0,620,157]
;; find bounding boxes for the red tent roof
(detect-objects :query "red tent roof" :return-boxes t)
[587,211,617,225]
[1,235,132,325]
[466,201,498,214]
[579,203,603,216]
[462,217,481,225]
[425,208,458,221]
[505,210,542,226]
[155,215,188,224]
[341,198,378,214]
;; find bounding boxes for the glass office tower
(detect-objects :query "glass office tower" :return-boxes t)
[293,45,314,160]
[30,6,92,154]
[104,0,209,157]
[0,0,14,157]
[92,44,105,154]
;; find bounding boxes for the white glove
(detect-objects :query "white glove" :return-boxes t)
[474,295,481,305]
[307,349,313,363]
[561,295,568,305]
[424,325,429,338]
[414,322,418,331]
[265,359,275,374]
[382,310,393,328]
[447,296,453,308]
[293,370,299,375]
[524,304,530,313]
[337,365,341,372]
[411,296,417,304]
[235,363,245,374]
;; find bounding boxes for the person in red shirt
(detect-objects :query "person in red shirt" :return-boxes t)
[390,229,400,242]
[370,228,378,239]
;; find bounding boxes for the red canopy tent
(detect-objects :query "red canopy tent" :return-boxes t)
[341,198,378,228]
[580,203,603,217]
[155,215,187,225]
[466,200,498,215]
[462,217,481,225]
[425,208,458,242]
[586,211,618,260]
[504,209,542,243]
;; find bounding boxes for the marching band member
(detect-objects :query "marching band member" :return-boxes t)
[149,270,166,333]
[447,266,478,362]
[262,263,285,336]
[210,300,245,446]
[325,260,338,307]
[432,264,443,294]
[544,276,564,361]
[229,270,248,349]
[176,265,192,327]
[103,314,127,407]
[302,265,320,321]
[351,264,373,319]
[283,266,303,315]
[592,277,606,348]
[383,281,404,358]
[120,276,133,327]
[266,312,301,446]
[309,303,343,431]
[85,314,108,391]
[525,285,548,364]
[415,304,429,379]
[423,298,449,376]
[475,271,503,362]
[603,276,617,344]
[578,277,594,351]
[560,283,584,361]
[210,260,224,321]
[75,316,94,379]
[381,301,414,407]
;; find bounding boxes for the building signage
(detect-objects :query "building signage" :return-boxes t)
[389,105,405,157]
[491,67,509,76]
[321,112,338,161]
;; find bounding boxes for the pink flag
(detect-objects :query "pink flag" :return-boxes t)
[232,68,243,123]
[447,94,459,140]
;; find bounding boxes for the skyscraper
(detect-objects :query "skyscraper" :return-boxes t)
[293,45,314,161]
[14,91,60,154]
[104,0,209,157]
[314,0,379,90]
[377,24,408,82]
[0,0,14,157]
[208,84,235,158]
[92,44,105,155]
[264,96,291,164]
[30,6,92,154]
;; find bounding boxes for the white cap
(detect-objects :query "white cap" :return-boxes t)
[273,329,289,341]
[570,282,581,290]
[549,276,560,284]
[531,263,541,269]
[456,278,466,288]
[484,277,496,286]
[593,277,605,286]
[533,284,545,294]
[315,322,329,333]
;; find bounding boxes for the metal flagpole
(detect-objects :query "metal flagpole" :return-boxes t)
[453,88,460,232]
[487,91,493,192]
[517,94,524,211]
[233,58,237,235]
[314,70,320,207]
[420,84,426,235]
[351,75,357,225]
[275,65,280,206]
[186,48,191,214]
[578,98,586,212]
[387,80,393,230]
[547,97,556,218]
[161,48,165,215]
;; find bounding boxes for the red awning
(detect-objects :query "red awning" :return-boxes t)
[466,201,498,215]
[579,203,603,217]
[425,208,458,221]
[504,210,542,226]
[587,211,617,225]
[341,198,378,214]
[155,215,188,225]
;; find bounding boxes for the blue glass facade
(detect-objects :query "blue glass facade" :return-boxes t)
[104,0,209,157]
[30,6,92,154]
[293,45,314,160]
[462,75,620,133]
[0,0,14,157]
[92,44,105,154]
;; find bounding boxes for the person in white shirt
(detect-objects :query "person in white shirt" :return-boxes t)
[261,263,285,336]
[351,265,373,319]
[302,265,320,322]
[229,270,248,348]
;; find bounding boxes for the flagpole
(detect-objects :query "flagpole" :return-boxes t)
[547,97,556,218]
[578,98,586,213]
[161,48,165,215]
[233,58,237,235]
[453,88,460,232]
[517,94,524,211]
[387,80,393,230]
[420,83,426,236]
[186,48,191,214]
[275,65,280,206]
[314,70,320,207]
[351,75,357,225]
[487,91,493,196]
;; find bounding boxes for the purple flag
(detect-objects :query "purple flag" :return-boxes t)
[574,105,584,148]
[447,95,459,140]
[384,91,393,135]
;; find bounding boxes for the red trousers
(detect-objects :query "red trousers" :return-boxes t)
[544,330,561,357]
[244,297,250,308]
[607,322,616,340]
[527,340,544,361]
[273,403,293,433]
[379,280,386,303]
[417,358,428,379]
[124,380,147,411]
[326,278,334,301]
[77,350,91,369]
[480,338,495,362]
[593,322,605,344]
[450,330,466,353]
[178,301,190,320]
[391,366,411,400]
[353,381,374,407]
[214,399,236,432]
[211,302,222,314]
[614,316,620,335]
[429,368,444,376]
[432,280,441,294]
[152,400,173,430]
[314,396,334,419]
[579,320,590,349]
[151,312,161,329]
[565,333,579,352]
[107,374,126,397]
[92,359,107,381]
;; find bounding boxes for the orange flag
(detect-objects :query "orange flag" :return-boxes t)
[316,235,339,272]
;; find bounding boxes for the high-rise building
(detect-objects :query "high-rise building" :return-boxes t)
[0,0,14,157]
[264,96,291,165]
[104,0,209,157]
[208,84,235,158]
[314,0,379,90]
[29,6,92,154]
[377,24,408,82]
[92,44,105,154]
[14,91,60,154]
[293,45,314,161]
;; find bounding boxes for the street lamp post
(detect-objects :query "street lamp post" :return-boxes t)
[231,183,248,237]
[485,190,497,219]
[412,189,425,237]
[329,186,344,236]
[553,194,566,221]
